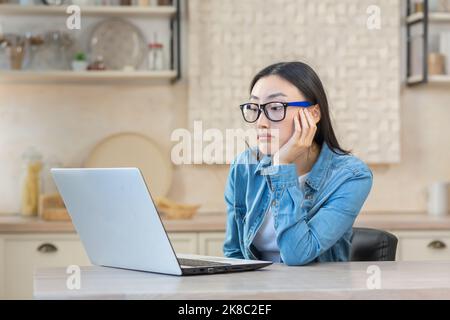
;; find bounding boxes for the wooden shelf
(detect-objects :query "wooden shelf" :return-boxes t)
[407,74,450,84]
[0,3,182,83]
[0,4,176,18]
[406,11,450,24]
[0,70,178,84]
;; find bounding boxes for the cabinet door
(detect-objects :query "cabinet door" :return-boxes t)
[4,234,90,299]
[394,231,450,261]
[198,232,225,257]
[166,233,198,255]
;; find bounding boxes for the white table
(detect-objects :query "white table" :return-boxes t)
[33,261,450,299]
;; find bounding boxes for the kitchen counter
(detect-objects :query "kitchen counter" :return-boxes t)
[0,213,227,233]
[34,261,450,299]
[1,212,450,233]
[354,212,450,230]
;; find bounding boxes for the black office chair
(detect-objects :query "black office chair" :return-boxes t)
[350,227,398,261]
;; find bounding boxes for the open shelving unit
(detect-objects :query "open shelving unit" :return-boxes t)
[0,3,177,17]
[0,70,178,83]
[0,2,182,83]
[406,0,450,85]
[406,11,450,24]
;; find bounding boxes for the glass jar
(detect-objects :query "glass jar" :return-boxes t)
[23,32,45,70]
[4,34,26,70]
[147,42,165,71]
[20,147,43,217]
[0,39,9,70]
[41,156,62,195]
[36,31,73,70]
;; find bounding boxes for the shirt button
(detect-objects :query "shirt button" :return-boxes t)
[305,194,312,200]
[271,200,276,206]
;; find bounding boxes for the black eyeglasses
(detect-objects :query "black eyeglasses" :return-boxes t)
[239,101,314,123]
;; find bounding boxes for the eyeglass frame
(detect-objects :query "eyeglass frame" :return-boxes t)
[239,101,314,123]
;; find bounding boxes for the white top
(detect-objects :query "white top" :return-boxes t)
[253,172,309,262]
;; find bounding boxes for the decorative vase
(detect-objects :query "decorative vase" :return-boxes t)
[71,60,88,71]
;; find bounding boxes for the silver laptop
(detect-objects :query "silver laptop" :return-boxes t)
[51,168,272,276]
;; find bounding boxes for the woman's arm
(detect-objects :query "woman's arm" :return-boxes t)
[268,163,373,266]
[223,160,245,259]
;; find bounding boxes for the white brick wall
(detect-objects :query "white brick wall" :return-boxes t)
[187,0,401,163]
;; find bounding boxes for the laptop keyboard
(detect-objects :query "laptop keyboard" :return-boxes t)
[178,258,231,267]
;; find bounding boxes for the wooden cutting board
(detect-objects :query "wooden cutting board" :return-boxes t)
[38,193,71,221]
[83,132,173,198]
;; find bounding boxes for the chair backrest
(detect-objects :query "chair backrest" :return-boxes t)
[350,227,398,261]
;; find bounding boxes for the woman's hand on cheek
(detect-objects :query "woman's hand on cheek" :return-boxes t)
[273,108,317,165]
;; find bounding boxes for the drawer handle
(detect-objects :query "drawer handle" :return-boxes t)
[37,243,58,253]
[427,240,447,250]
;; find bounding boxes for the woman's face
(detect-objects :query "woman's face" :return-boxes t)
[250,75,321,155]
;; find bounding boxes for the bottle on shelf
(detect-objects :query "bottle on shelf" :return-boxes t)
[148,42,164,70]
[147,33,165,70]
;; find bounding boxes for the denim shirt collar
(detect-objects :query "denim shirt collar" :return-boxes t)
[253,153,272,173]
[254,143,334,191]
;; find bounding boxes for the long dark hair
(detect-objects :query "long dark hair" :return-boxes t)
[250,61,351,156]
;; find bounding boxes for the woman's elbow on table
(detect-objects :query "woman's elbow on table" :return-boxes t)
[280,241,320,266]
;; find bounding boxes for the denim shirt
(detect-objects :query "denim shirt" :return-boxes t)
[223,142,373,266]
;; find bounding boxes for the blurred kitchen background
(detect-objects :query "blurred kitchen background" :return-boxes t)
[0,0,450,299]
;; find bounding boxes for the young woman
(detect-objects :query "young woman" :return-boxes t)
[223,61,373,266]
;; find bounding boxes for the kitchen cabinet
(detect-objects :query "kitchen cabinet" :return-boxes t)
[167,232,198,254]
[0,233,90,299]
[391,230,450,261]
[198,232,226,257]
[0,231,225,299]
[168,232,225,257]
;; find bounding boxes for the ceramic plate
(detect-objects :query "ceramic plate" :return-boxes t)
[89,18,147,70]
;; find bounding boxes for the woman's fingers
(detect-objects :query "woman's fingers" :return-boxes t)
[299,108,310,143]
[300,108,309,129]
[293,109,302,138]
[304,108,317,141]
